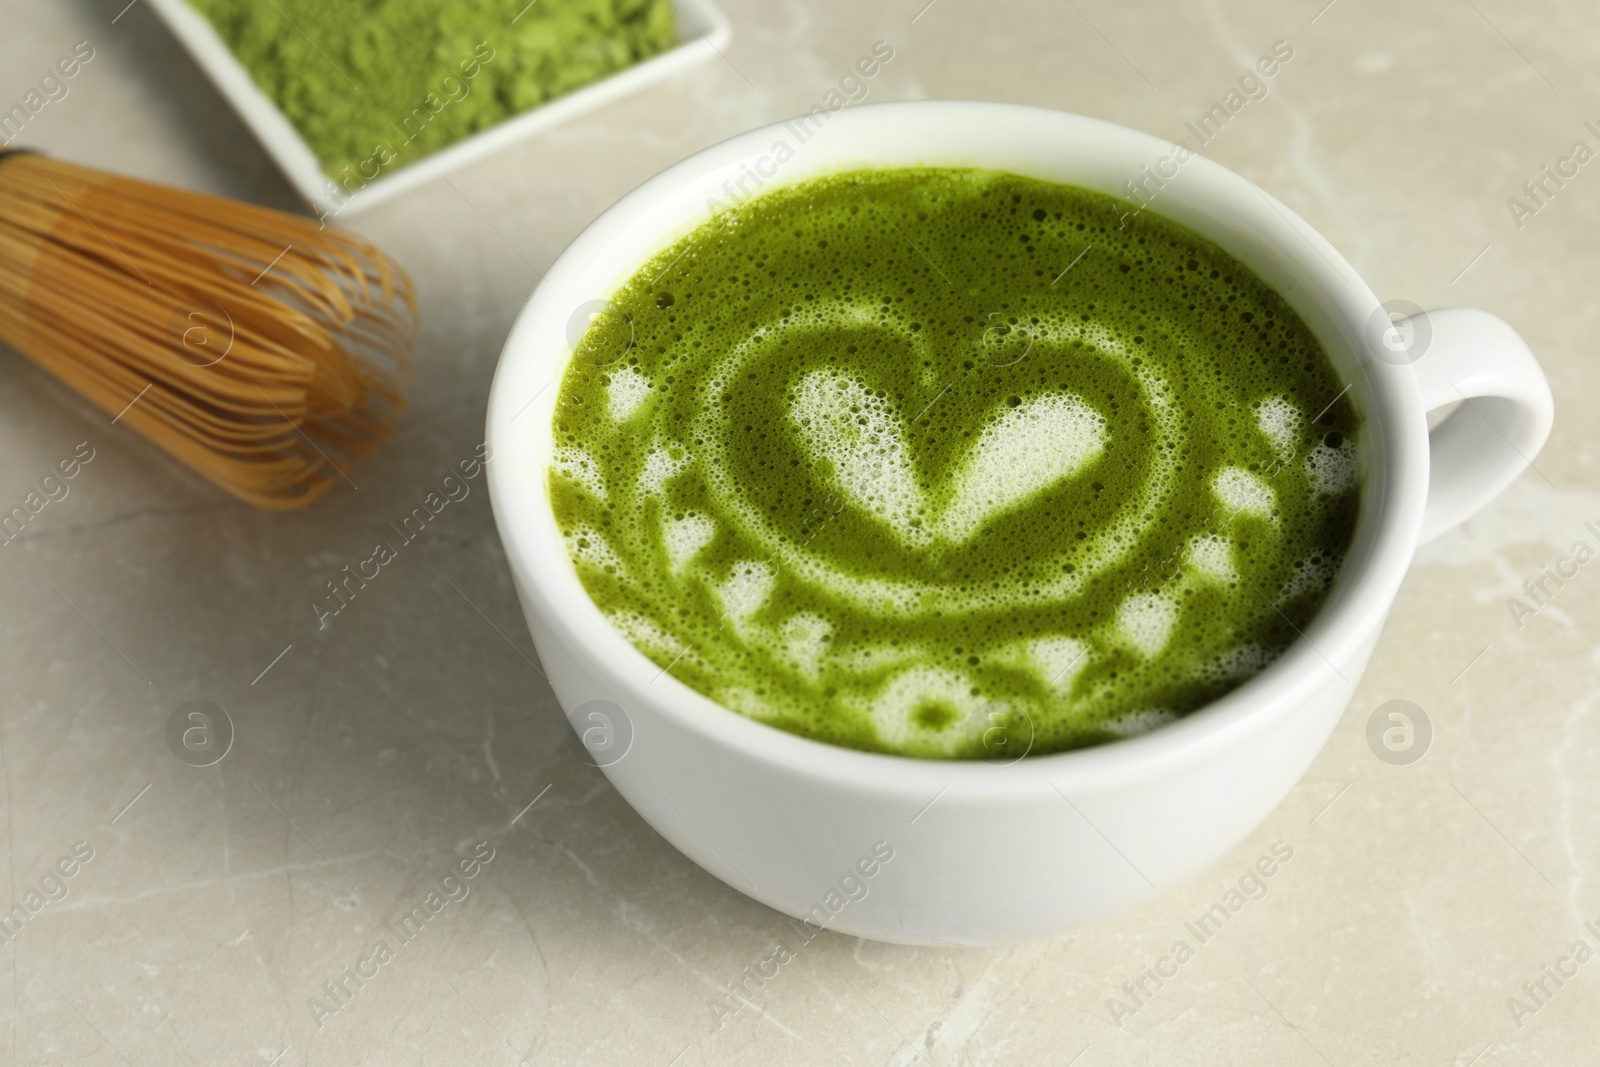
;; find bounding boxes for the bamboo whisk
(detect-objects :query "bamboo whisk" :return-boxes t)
[0,150,415,510]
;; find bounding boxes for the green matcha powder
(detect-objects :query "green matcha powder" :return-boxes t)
[189,0,677,178]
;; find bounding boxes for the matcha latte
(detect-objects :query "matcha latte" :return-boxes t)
[548,168,1361,759]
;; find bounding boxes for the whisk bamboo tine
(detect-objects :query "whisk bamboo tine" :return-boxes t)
[0,149,415,510]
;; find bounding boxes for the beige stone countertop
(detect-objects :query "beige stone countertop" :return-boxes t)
[2,0,1598,1063]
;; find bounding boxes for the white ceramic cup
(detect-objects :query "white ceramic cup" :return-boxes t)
[486,102,1554,946]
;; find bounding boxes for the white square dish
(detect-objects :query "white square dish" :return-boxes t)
[143,0,732,216]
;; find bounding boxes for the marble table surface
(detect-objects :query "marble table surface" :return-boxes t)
[3,0,1598,1063]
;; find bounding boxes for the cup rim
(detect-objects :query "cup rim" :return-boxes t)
[486,100,1426,798]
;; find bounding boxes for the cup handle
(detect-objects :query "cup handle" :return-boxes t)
[1406,308,1554,544]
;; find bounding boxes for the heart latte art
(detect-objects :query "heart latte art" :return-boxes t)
[549,169,1361,758]
[790,372,1106,548]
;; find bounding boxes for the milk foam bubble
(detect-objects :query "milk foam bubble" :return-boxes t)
[662,513,716,572]
[1118,592,1179,658]
[607,366,652,421]
[1305,440,1359,494]
[1023,636,1090,692]
[869,666,987,756]
[637,444,690,497]
[566,524,622,575]
[1213,467,1276,518]
[718,560,775,626]
[780,613,832,679]
[791,370,929,546]
[938,393,1105,544]
[1186,534,1237,582]
[1256,397,1302,459]
[551,445,608,503]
